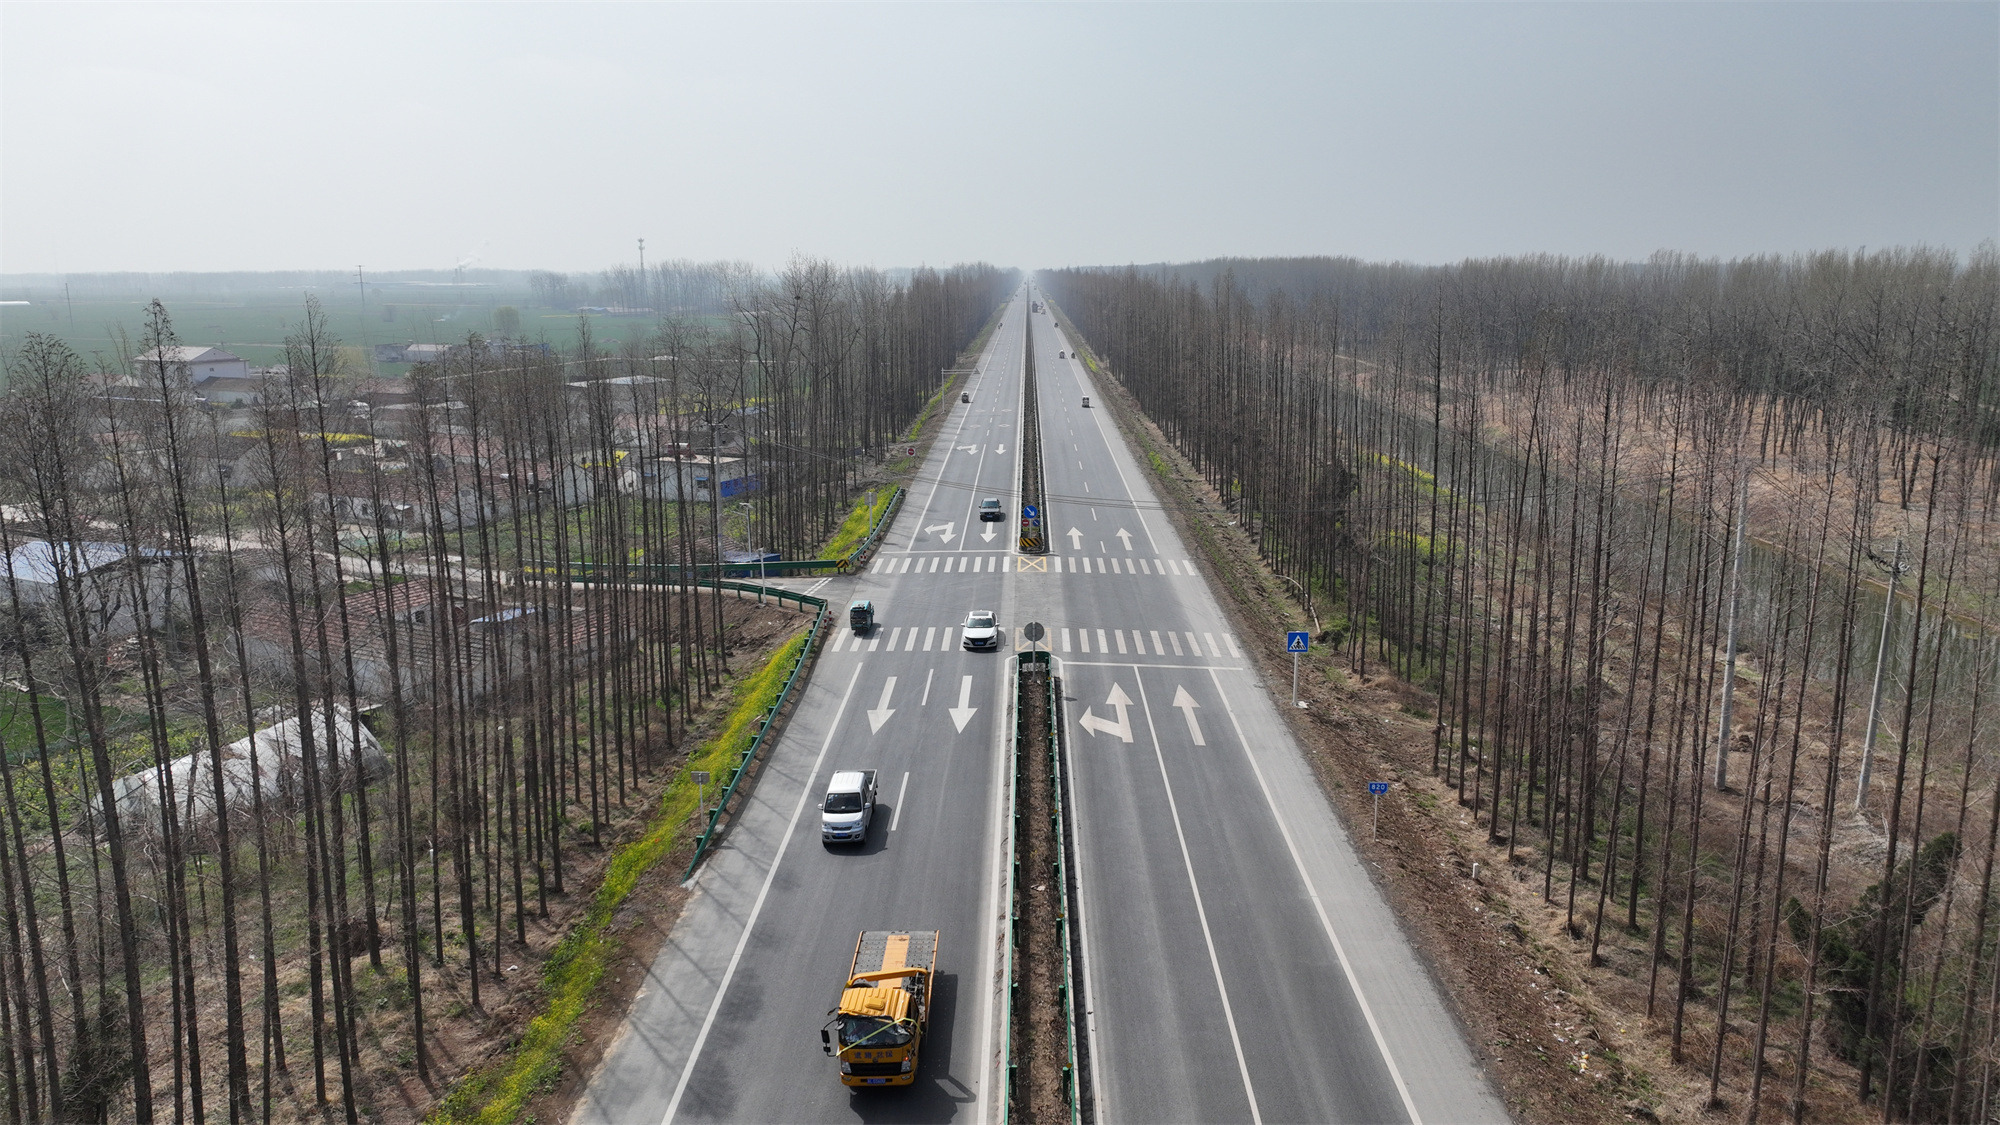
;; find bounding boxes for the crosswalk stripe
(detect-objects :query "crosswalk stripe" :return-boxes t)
[826,619,1243,664]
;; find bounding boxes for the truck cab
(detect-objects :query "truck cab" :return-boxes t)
[820,769,878,844]
[848,600,874,633]
[822,931,938,1087]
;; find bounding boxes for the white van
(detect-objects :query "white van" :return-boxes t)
[820,769,878,844]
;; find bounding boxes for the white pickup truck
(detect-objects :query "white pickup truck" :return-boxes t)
[820,769,879,844]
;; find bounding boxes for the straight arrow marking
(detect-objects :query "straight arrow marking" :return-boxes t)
[1172,684,1206,746]
[948,675,978,732]
[867,676,897,733]
[1115,528,1134,550]
[1067,527,1084,549]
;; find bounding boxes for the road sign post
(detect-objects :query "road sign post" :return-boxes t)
[693,771,711,823]
[1368,781,1389,837]
[1286,631,1310,708]
[1022,621,1045,656]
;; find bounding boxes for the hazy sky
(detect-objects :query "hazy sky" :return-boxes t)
[1,2,1994,275]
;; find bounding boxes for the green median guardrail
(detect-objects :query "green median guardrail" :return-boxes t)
[1049,661,1084,1124]
[1001,652,1032,1122]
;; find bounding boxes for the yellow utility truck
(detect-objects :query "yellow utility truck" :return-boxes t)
[820,930,938,1087]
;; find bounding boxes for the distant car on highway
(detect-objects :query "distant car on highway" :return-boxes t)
[961,611,1000,651]
[978,498,1003,521]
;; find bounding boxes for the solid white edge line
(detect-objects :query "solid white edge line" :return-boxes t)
[659,661,866,1125]
[976,654,1016,1125]
[1132,672,1263,1124]
[1052,655,1109,1123]
[1206,666,1424,1125]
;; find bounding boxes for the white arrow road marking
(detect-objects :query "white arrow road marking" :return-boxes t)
[866,676,897,733]
[980,524,998,542]
[1171,684,1207,746]
[995,443,1007,454]
[1067,527,1084,549]
[925,521,956,544]
[1115,528,1134,551]
[1078,682,1134,743]
[958,444,980,455]
[948,675,978,732]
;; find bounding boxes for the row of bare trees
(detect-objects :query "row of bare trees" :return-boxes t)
[0,257,1008,1122]
[1044,248,2000,1123]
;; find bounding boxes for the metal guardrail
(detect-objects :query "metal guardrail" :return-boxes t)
[1003,651,1085,1123]
[1000,652,1030,1123]
[1047,661,1084,1124]
[680,582,828,880]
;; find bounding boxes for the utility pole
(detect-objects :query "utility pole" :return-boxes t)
[356,265,375,376]
[1854,538,1903,812]
[637,238,646,310]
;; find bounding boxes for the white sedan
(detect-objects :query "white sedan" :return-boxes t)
[961,611,1000,651]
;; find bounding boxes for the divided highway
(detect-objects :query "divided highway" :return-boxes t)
[572,285,1506,1124]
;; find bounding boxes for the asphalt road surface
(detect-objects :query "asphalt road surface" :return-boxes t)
[571,285,1507,1124]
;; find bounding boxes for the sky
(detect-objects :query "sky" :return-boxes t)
[1,1,1994,275]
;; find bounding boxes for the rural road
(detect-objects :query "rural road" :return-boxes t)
[570,285,1507,1124]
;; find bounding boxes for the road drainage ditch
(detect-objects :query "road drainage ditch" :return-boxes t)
[1005,651,1091,1123]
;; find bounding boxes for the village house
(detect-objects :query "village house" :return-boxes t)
[1,539,173,640]
[132,345,249,386]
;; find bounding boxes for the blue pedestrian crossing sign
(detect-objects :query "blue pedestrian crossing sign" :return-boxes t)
[1286,631,1310,653]
[1368,782,1390,795]
[1022,504,1039,519]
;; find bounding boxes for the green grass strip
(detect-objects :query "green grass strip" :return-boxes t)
[820,490,897,560]
[431,628,812,1125]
